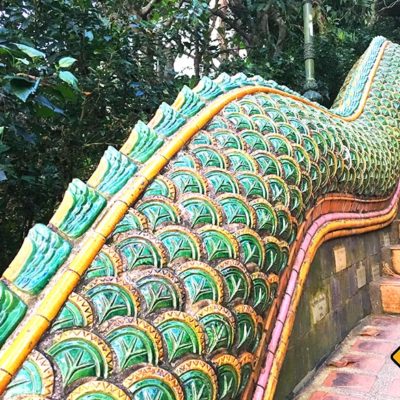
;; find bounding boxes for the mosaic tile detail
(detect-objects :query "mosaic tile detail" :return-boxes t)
[8,224,71,295]
[3,36,400,400]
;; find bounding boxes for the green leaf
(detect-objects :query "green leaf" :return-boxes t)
[85,30,94,41]
[58,71,78,89]
[13,43,46,59]
[55,83,78,102]
[35,95,65,116]
[0,45,12,56]
[58,57,77,68]
[16,58,30,65]
[4,76,41,102]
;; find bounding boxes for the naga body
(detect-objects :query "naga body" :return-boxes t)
[0,36,399,400]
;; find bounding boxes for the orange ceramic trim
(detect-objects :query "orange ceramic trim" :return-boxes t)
[262,201,398,400]
[0,40,388,393]
[251,188,397,396]
[251,186,398,397]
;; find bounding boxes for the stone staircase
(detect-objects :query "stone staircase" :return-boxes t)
[294,315,400,400]
[372,219,400,314]
[274,215,400,399]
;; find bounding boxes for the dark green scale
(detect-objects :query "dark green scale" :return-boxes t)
[226,112,254,130]
[253,151,282,176]
[237,99,264,115]
[318,128,335,151]
[142,178,174,199]
[279,156,301,185]
[318,157,331,188]
[310,130,328,156]
[106,325,159,369]
[198,313,234,352]
[251,200,277,235]
[289,186,304,221]
[217,263,251,303]
[157,229,200,261]
[288,118,309,135]
[267,134,292,156]
[156,320,202,362]
[300,173,313,204]
[86,283,137,324]
[252,114,276,134]
[238,359,253,396]
[137,275,181,314]
[85,251,116,280]
[47,339,108,387]
[240,130,269,151]
[326,150,338,177]
[192,131,213,145]
[192,146,226,168]
[181,196,220,227]
[117,235,164,269]
[250,274,271,314]
[302,136,320,161]
[200,230,236,262]
[278,123,302,144]
[169,170,205,194]
[218,195,253,226]
[178,267,221,304]
[51,300,86,332]
[215,362,240,400]
[280,245,290,272]
[113,212,146,236]
[178,368,216,400]
[235,311,255,353]
[264,239,282,273]
[263,107,287,123]
[205,169,240,194]
[253,93,276,108]
[275,208,292,242]
[227,151,256,172]
[212,130,244,149]
[267,176,290,207]
[310,161,322,192]
[236,232,264,267]
[251,320,264,354]
[279,106,297,118]
[137,199,180,230]
[237,173,269,198]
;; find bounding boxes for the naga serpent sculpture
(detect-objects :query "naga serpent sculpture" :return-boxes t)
[0,36,399,400]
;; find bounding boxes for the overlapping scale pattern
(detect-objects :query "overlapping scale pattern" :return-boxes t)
[2,38,400,400]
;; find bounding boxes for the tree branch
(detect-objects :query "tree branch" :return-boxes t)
[141,0,161,18]
[377,0,400,15]
[210,6,252,45]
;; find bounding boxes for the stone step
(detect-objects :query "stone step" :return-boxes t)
[380,276,400,314]
[389,244,400,274]
[294,314,400,399]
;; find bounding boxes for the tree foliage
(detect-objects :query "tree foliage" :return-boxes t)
[0,0,399,270]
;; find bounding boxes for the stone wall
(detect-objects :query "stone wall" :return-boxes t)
[274,220,399,399]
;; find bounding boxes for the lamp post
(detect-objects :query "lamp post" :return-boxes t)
[302,0,323,102]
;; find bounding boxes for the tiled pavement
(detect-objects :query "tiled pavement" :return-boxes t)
[295,315,400,400]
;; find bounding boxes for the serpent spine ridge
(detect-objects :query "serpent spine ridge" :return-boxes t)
[0,36,399,400]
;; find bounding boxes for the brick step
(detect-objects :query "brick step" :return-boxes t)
[380,276,400,314]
